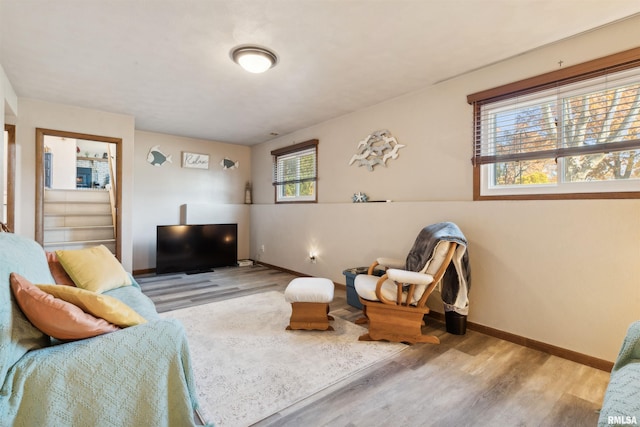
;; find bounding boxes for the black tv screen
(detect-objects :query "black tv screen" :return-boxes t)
[156,224,238,274]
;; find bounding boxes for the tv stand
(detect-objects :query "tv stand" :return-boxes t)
[185,269,214,275]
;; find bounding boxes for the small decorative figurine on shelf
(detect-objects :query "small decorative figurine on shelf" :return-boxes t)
[245,182,252,204]
[352,192,369,203]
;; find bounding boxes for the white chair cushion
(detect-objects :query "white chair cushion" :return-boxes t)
[386,269,435,299]
[354,274,418,305]
[284,277,334,303]
[386,269,434,287]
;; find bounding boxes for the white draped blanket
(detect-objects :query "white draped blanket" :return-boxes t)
[161,291,407,427]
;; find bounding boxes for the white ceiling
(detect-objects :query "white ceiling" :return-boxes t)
[2,0,640,145]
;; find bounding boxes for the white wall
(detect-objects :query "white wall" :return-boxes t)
[45,136,77,189]
[132,130,251,271]
[251,15,640,362]
[13,98,136,270]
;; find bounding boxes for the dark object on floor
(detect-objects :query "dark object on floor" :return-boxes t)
[445,310,467,335]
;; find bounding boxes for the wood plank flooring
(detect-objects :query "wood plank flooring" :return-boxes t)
[136,265,610,427]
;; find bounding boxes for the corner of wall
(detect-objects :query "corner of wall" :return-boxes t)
[1,63,18,118]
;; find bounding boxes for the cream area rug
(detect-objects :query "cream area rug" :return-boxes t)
[161,291,407,427]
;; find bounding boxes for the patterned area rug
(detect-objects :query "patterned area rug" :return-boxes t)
[161,291,407,427]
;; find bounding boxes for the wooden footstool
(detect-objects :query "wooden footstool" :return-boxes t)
[284,277,335,331]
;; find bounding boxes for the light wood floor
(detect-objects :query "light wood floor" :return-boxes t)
[136,264,610,427]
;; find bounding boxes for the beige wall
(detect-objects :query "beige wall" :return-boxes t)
[12,98,136,270]
[4,94,251,272]
[132,130,251,271]
[0,1,252,271]
[251,16,640,362]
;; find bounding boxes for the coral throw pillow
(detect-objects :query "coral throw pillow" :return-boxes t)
[37,284,146,328]
[10,273,119,341]
[45,251,76,286]
[55,245,132,293]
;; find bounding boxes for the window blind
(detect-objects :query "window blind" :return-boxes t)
[468,47,640,167]
[271,139,318,186]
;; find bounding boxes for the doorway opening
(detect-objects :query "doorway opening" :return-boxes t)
[35,128,123,260]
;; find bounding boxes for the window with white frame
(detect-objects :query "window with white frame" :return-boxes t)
[468,48,640,199]
[271,139,318,203]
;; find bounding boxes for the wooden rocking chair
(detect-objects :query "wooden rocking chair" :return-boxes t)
[354,241,457,344]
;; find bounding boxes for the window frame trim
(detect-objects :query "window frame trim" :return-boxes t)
[468,46,640,200]
[271,139,319,204]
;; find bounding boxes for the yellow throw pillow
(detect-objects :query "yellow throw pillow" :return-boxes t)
[55,245,132,293]
[37,284,147,328]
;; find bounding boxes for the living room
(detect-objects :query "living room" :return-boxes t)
[1,1,640,424]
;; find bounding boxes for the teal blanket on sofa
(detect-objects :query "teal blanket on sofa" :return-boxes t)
[0,233,207,427]
[598,321,640,427]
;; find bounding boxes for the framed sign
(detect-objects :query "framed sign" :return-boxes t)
[182,152,209,169]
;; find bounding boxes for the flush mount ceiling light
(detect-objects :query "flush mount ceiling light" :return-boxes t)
[230,45,278,73]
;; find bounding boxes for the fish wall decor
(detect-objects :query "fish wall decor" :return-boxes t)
[147,145,172,166]
[348,129,405,171]
[221,158,239,170]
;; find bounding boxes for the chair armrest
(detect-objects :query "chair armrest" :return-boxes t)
[386,269,434,286]
[376,258,405,269]
[366,258,404,274]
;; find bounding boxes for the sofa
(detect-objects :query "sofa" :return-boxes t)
[0,232,207,427]
[598,321,640,426]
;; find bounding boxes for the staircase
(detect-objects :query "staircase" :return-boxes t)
[43,188,115,253]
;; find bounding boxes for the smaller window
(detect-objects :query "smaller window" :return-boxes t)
[271,139,318,203]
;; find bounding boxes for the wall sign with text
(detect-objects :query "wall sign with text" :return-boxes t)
[182,152,210,169]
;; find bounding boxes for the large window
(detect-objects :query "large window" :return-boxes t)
[271,139,318,203]
[468,47,640,199]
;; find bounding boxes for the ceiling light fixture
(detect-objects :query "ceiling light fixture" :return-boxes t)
[230,45,278,74]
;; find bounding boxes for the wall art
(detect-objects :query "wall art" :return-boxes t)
[147,145,172,167]
[182,152,210,169]
[349,129,405,171]
[220,158,239,170]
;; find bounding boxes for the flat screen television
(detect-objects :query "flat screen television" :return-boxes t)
[156,224,238,274]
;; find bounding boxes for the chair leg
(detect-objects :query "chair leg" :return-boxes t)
[287,302,334,331]
[361,303,439,345]
[326,304,334,321]
[354,304,368,324]
[358,333,373,341]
